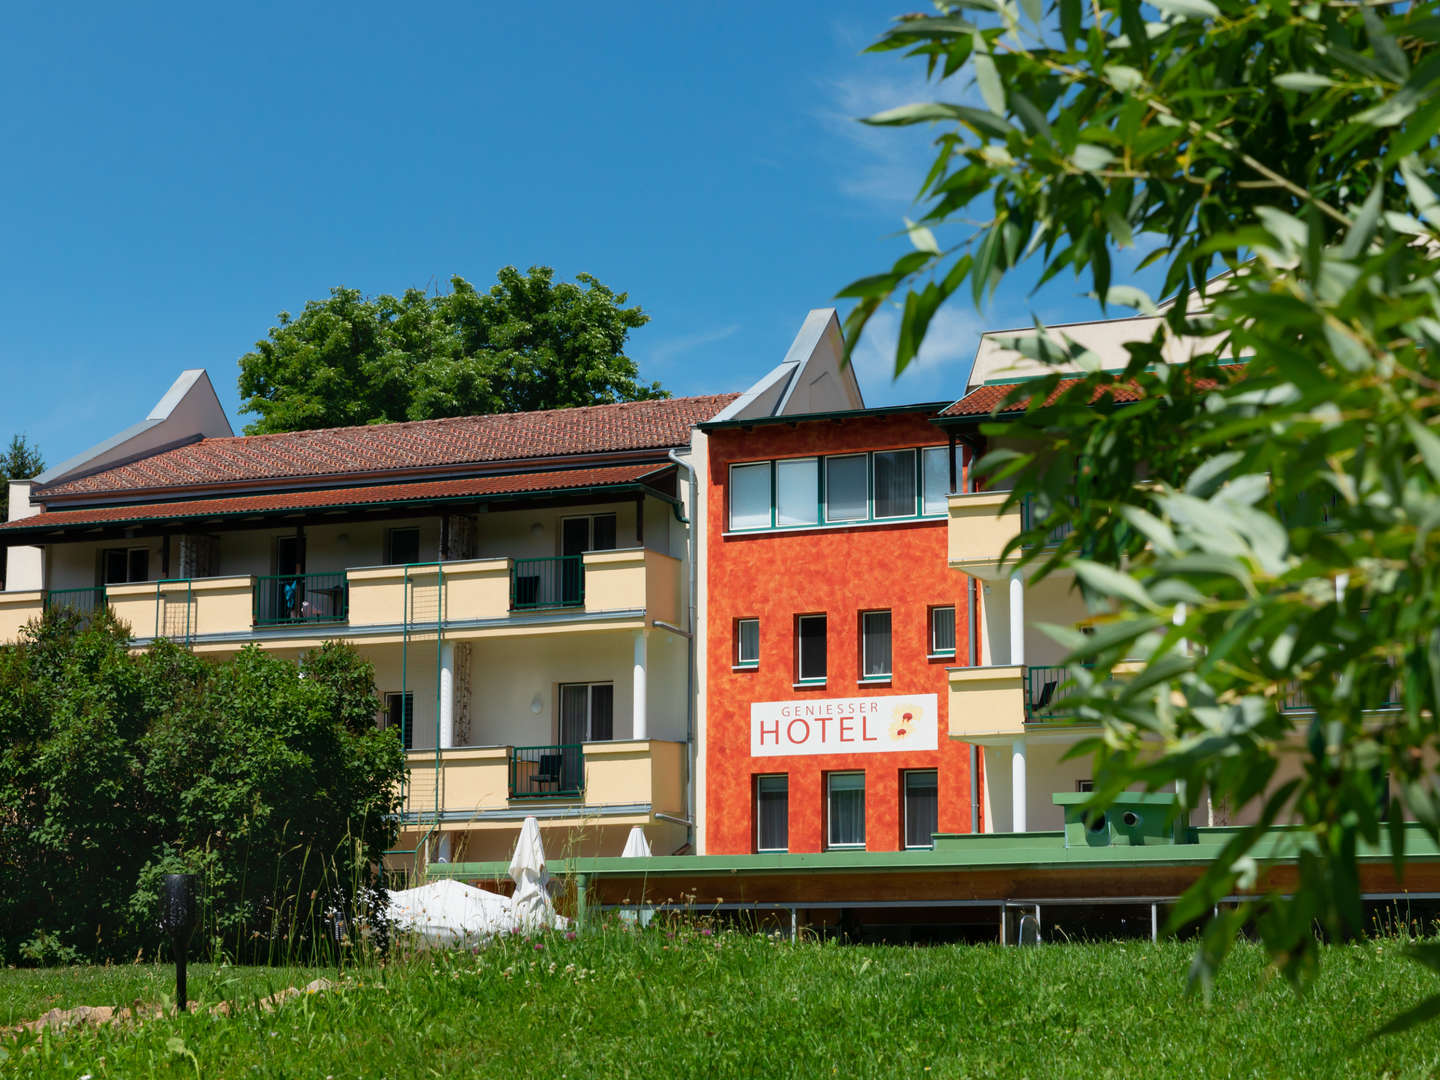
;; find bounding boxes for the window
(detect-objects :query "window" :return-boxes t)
[796,615,827,683]
[861,610,892,680]
[827,772,866,848]
[775,458,819,526]
[755,775,789,852]
[383,692,414,751]
[730,463,773,530]
[904,770,939,849]
[735,618,760,668]
[824,455,868,522]
[930,606,956,657]
[101,547,149,585]
[872,450,917,518]
[1076,779,1095,793]
[385,527,420,566]
[562,514,617,555]
[559,682,614,743]
[922,446,953,515]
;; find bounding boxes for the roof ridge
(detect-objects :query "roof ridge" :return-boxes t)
[205,392,740,447]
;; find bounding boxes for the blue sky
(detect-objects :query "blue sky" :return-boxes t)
[1,2,1132,465]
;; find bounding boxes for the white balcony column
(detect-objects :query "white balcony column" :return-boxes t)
[1011,736,1028,832]
[439,642,456,750]
[1008,570,1025,666]
[1335,572,1349,602]
[632,629,649,740]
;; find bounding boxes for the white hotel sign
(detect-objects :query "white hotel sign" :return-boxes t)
[750,693,939,758]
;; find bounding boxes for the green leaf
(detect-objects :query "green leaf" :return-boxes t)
[1404,415,1440,486]
[1072,144,1115,172]
[1148,0,1219,19]
[1019,0,1043,26]
[1072,559,1162,613]
[1273,73,1334,92]
[973,36,1006,116]
[1373,991,1440,1037]
[904,218,942,256]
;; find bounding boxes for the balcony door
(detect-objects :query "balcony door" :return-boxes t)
[265,535,306,623]
[559,682,613,791]
[559,513,616,605]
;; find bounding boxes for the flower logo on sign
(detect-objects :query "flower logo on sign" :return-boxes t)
[889,700,924,741]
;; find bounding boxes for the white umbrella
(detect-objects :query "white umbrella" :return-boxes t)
[508,816,568,932]
[387,878,513,946]
[620,826,652,858]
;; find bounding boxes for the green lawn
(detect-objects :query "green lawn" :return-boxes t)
[5,929,1440,1079]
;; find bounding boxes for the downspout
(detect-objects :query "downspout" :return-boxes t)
[667,448,698,853]
[965,441,981,834]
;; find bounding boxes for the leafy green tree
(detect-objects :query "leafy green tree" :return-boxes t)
[843,0,1440,1018]
[0,435,44,522]
[237,266,664,434]
[0,615,404,963]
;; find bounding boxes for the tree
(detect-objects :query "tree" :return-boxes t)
[842,0,1440,1020]
[0,614,404,963]
[0,435,44,522]
[0,435,44,589]
[237,266,664,434]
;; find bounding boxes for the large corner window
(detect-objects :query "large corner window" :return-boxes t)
[735,618,760,669]
[827,772,866,849]
[929,606,956,658]
[860,610,892,681]
[726,445,953,534]
[872,449,917,518]
[755,775,789,852]
[383,691,414,751]
[904,770,939,849]
[796,614,827,684]
[729,463,773,530]
[775,458,819,526]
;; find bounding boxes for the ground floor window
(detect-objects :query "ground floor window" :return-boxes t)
[904,769,939,849]
[755,775,788,852]
[383,691,413,751]
[827,772,866,849]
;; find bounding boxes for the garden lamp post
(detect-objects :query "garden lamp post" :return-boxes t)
[160,874,199,1012]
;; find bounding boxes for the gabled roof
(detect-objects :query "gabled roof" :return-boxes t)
[4,464,674,538]
[38,394,737,500]
[939,371,1229,419]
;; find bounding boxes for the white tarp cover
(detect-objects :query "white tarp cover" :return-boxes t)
[508,816,568,932]
[621,826,652,858]
[387,879,514,946]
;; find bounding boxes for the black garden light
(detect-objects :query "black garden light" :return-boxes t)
[160,873,199,1012]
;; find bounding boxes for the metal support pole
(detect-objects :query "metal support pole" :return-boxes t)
[576,874,588,930]
[1151,903,1159,942]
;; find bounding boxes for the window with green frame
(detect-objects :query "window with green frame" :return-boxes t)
[726,445,957,532]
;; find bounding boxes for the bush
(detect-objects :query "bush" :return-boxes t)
[0,612,405,963]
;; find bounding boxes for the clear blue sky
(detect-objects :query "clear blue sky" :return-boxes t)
[0,2,1133,466]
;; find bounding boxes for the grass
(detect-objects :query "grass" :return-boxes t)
[5,926,1440,1078]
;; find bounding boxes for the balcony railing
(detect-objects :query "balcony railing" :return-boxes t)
[1024,664,1074,721]
[44,586,107,619]
[508,743,584,798]
[252,573,349,626]
[1281,672,1404,714]
[510,556,585,610]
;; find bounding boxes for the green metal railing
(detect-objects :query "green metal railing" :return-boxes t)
[509,743,584,798]
[44,586,106,619]
[252,573,349,626]
[1024,665,1074,722]
[510,556,585,610]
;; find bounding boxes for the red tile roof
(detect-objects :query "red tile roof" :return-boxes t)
[39,394,738,498]
[3,464,671,535]
[940,374,1223,417]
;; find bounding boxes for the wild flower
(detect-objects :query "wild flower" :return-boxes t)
[534,942,544,951]
[565,931,577,940]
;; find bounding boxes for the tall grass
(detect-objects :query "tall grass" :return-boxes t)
[9,922,1440,1079]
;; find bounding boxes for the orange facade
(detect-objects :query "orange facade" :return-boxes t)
[704,410,979,855]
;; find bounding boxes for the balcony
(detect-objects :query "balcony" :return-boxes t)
[948,491,1078,579]
[0,547,682,647]
[401,739,685,819]
[253,572,349,626]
